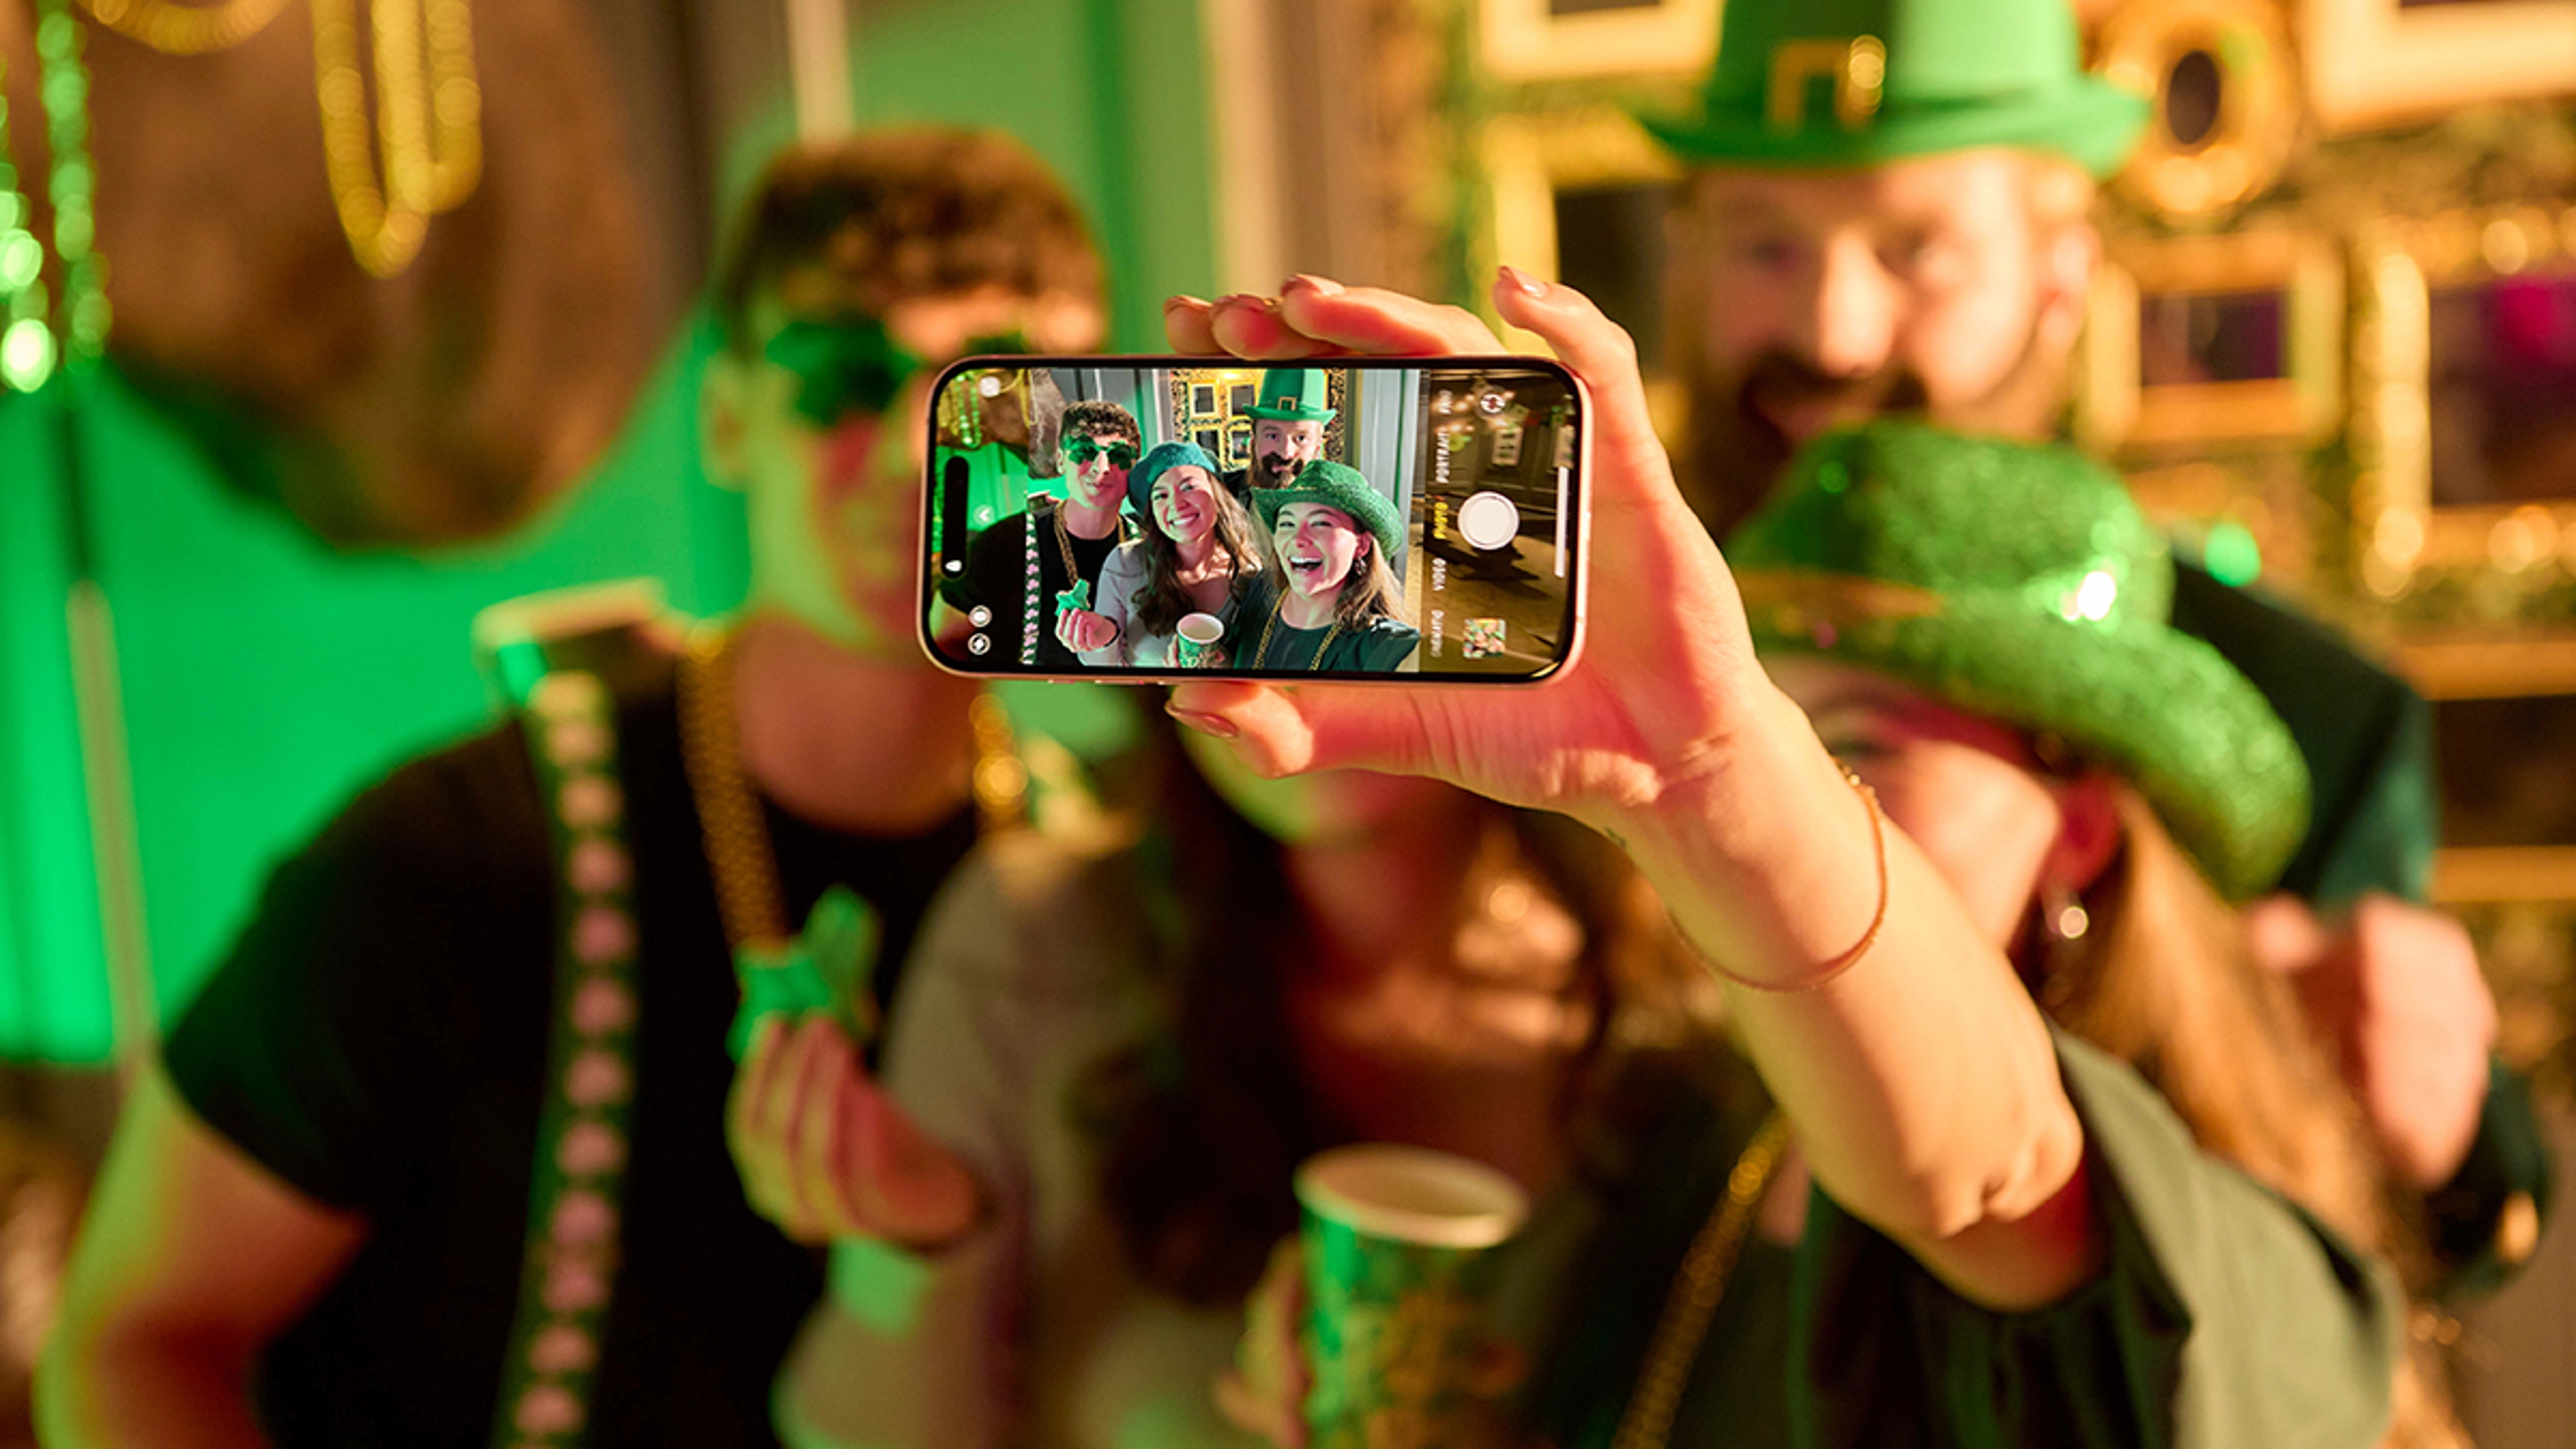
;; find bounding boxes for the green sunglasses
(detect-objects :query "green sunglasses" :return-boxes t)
[764,318,1032,426]
[1063,436,1140,470]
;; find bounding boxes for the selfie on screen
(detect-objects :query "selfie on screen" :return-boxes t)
[925,362,1585,680]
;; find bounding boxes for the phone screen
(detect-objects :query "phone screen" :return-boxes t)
[922,358,1585,682]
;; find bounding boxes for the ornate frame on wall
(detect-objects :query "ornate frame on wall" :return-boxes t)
[2394,639,2576,906]
[2076,228,2343,453]
[1479,0,1719,83]
[2352,205,2576,596]
[2095,0,2302,219]
[1481,106,1684,424]
[2300,0,2576,132]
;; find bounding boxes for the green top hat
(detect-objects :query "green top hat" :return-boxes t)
[1643,0,2149,178]
[1245,368,1339,424]
[1254,459,1403,561]
[1126,439,1222,519]
[1730,421,2308,899]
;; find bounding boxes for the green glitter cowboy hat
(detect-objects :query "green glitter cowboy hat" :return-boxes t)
[1244,367,1338,423]
[1642,0,2149,178]
[1254,459,1404,561]
[1126,439,1224,519]
[1730,421,2308,898]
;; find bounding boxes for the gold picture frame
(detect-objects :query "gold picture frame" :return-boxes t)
[1481,107,1684,427]
[2076,229,2343,453]
[1479,0,1720,83]
[2300,0,2576,133]
[2351,206,2576,594]
[2095,0,2300,219]
[2394,638,2576,906]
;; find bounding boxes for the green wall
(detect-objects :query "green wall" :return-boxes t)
[0,0,1214,1063]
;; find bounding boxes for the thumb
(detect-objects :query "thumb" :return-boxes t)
[1165,681,1449,781]
[2243,894,2334,976]
[847,1076,981,1246]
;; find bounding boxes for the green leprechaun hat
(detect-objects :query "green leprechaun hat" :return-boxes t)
[1245,367,1339,423]
[1254,459,1403,561]
[1642,0,2149,178]
[1730,421,2308,899]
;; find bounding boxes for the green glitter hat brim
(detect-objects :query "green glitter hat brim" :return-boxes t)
[1255,463,1404,559]
[1747,581,2310,900]
[1126,440,1222,519]
[1641,78,2149,179]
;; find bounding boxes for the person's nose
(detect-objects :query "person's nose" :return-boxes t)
[1802,236,1899,380]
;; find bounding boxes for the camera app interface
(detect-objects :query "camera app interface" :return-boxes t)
[925,362,1581,679]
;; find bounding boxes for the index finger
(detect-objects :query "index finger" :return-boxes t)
[1274,277,1505,356]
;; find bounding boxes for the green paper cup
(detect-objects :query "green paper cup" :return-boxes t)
[1293,1144,1529,1449]
[1174,612,1226,668]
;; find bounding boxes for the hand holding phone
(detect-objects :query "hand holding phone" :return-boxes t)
[1156,274,1782,843]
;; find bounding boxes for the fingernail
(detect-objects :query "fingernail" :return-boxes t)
[1165,703,1240,739]
[1500,264,1548,297]
[1165,294,1207,312]
[1282,274,1344,296]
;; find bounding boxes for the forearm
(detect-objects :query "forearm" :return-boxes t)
[1607,687,2085,1279]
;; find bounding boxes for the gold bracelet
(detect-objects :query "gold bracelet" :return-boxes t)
[1715,766,1887,994]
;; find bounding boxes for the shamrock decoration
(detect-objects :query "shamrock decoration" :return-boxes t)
[727,885,881,1060]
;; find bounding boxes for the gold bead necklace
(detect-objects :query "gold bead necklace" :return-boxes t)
[74,0,293,54]
[676,627,792,952]
[311,0,482,277]
[1254,593,1345,670]
[1609,1111,1790,1449]
[677,624,1026,957]
[75,0,484,276]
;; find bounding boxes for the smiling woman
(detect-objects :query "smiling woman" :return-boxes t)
[1079,441,1266,667]
[1236,461,1420,672]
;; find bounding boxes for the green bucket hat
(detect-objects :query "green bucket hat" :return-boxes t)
[1244,367,1338,423]
[1642,0,2149,178]
[1126,439,1222,519]
[1254,459,1403,561]
[1730,421,2307,899]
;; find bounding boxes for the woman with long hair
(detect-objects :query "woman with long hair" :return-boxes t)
[1233,460,1419,673]
[1071,441,1264,667]
[731,277,2450,1448]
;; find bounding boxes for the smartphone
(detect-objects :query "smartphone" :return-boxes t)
[920,356,1587,682]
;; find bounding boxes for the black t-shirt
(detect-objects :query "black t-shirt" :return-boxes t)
[956,496,1124,671]
[162,678,976,1449]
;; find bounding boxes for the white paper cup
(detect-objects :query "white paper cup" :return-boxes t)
[1174,611,1226,668]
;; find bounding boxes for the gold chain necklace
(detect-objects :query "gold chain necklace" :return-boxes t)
[677,624,1026,954]
[1610,1111,1791,1449]
[1255,594,1346,670]
[676,627,792,952]
[75,0,292,53]
[311,0,482,276]
[1049,497,1081,580]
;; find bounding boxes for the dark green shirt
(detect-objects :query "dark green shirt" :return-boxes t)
[1531,1034,2402,1448]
